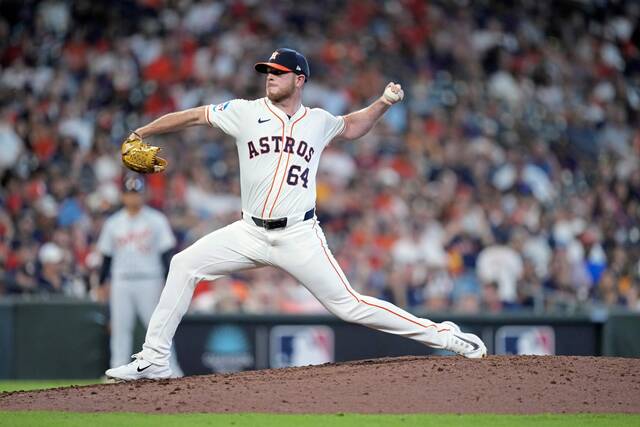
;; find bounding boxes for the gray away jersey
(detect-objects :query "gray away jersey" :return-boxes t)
[97,206,176,282]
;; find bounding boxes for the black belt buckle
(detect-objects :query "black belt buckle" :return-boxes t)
[264,218,287,230]
[252,217,287,230]
[251,208,314,230]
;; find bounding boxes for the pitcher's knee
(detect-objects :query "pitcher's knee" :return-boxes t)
[325,299,364,323]
[168,251,197,278]
[335,310,360,323]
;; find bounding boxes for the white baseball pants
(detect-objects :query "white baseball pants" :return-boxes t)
[110,279,182,374]
[141,216,453,365]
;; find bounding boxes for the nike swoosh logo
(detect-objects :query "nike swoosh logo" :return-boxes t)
[137,364,152,372]
[454,334,480,351]
[258,118,271,124]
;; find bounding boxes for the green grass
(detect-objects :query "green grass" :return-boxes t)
[1,383,638,426]
[0,380,99,393]
[0,413,638,427]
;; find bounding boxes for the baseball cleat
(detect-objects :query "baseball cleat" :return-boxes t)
[105,353,172,381]
[442,321,487,359]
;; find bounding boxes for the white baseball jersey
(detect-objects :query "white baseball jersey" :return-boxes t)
[205,98,345,219]
[97,206,176,282]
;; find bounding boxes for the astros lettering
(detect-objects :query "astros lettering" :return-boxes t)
[246,136,314,161]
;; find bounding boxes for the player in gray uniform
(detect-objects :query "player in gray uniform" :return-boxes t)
[98,175,182,376]
[107,48,486,381]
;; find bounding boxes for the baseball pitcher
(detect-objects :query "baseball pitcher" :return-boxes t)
[107,48,486,380]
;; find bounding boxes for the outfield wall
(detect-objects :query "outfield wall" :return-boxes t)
[0,298,637,379]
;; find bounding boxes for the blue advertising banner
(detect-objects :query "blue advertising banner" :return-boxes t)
[173,315,600,376]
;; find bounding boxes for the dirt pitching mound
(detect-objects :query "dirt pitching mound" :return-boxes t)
[1,356,639,414]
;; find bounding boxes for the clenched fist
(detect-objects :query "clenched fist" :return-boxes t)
[381,82,404,106]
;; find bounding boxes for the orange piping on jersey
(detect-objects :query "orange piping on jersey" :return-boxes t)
[205,105,213,126]
[268,107,308,218]
[360,299,450,332]
[312,219,449,333]
[268,152,292,218]
[312,219,360,303]
[261,99,286,218]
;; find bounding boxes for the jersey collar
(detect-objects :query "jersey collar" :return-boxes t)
[264,97,306,123]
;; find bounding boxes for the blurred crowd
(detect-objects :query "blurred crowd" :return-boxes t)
[1,0,639,315]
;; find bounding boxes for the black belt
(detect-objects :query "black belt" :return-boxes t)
[251,208,315,230]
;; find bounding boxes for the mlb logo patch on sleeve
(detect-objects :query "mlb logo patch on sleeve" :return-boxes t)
[215,101,231,112]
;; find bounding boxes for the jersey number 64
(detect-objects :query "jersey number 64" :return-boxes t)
[286,165,309,188]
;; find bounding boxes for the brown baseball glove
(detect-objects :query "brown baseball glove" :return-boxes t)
[121,133,167,174]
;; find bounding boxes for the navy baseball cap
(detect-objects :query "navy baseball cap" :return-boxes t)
[123,175,145,193]
[255,48,310,81]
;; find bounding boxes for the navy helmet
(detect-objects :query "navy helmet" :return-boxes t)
[122,174,145,193]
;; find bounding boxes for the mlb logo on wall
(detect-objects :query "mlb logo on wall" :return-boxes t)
[495,326,555,355]
[270,326,334,368]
